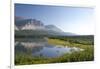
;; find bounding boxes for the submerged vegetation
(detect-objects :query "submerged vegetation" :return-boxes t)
[15,35,94,65]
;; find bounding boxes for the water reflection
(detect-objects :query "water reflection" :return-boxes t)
[15,39,84,58]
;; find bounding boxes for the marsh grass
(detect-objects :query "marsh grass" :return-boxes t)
[15,36,94,65]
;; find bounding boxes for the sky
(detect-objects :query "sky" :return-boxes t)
[15,3,95,35]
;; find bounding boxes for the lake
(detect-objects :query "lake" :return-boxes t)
[15,38,84,58]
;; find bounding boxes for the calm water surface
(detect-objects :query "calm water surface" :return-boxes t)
[15,38,84,58]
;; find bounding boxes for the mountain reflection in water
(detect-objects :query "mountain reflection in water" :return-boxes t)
[15,38,84,58]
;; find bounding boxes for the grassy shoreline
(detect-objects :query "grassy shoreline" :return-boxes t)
[15,36,94,65]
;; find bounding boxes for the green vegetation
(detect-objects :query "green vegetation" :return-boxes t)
[48,35,94,45]
[15,35,94,65]
[15,30,59,38]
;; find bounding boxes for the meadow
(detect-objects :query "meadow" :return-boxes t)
[15,35,94,65]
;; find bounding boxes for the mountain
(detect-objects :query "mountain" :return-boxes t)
[15,17,76,36]
[15,19,45,30]
[15,25,19,30]
[45,25,63,32]
[45,25,76,36]
[15,16,25,20]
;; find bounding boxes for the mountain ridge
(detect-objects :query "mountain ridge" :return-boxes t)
[15,17,76,36]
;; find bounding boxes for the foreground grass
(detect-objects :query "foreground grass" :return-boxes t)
[15,36,94,65]
[15,46,93,65]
